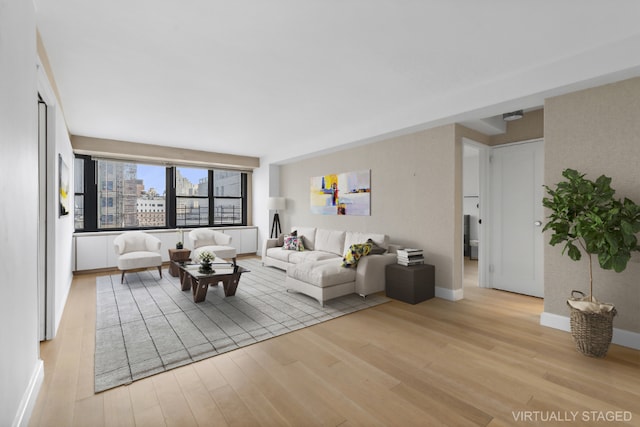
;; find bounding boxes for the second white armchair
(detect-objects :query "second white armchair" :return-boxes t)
[189,229,237,265]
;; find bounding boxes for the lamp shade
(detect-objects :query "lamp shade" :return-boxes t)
[268,197,286,211]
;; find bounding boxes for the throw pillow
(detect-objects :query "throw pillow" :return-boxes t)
[341,242,372,267]
[283,235,305,251]
[277,233,285,247]
[366,238,386,255]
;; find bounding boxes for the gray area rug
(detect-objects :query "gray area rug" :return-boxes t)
[94,258,389,392]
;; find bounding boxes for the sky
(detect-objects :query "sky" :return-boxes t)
[137,164,207,193]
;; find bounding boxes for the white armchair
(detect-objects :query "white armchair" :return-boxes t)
[189,229,237,264]
[113,231,163,284]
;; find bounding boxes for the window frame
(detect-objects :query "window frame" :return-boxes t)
[171,167,212,228]
[95,158,168,230]
[212,171,247,226]
[74,155,248,232]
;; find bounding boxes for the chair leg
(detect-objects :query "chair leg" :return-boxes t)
[157,266,162,278]
[121,271,126,284]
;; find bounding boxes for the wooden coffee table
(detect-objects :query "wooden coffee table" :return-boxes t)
[175,261,249,303]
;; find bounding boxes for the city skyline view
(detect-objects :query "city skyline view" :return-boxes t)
[136,164,210,193]
[77,159,244,230]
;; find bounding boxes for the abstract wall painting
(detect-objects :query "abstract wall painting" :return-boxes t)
[310,169,370,216]
[59,154,70,216]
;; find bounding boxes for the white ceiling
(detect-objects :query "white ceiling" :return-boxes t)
[35,1,640,164]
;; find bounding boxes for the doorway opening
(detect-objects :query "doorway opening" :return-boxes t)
[463,142,481,289]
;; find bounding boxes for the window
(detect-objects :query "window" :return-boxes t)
[96,159,166,229]
[100,197,114,207]
[175,167,209,227]
[213,170,244,225]
[74,155,248,231]
[74,157,85,230]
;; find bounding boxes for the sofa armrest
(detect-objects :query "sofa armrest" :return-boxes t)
[355,253,397,296]
[261,238,279,259]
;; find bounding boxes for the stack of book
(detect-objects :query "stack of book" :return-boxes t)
[397,248,424,266]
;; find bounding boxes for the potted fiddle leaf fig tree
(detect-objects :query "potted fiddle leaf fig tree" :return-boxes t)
[542,168,640,357]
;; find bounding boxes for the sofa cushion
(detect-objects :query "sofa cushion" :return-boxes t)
[367,238,387,255]
[344,231,388,254]
[292,227,317,250]
[117,251,162,270]
[341,243,372,267]
[288,251,340,264]
[125,235,148,253]
[287,259,356,288]
[114,231,161,256]
[266,247,294,262]
[283,235,304,251]
[314,229,346,256]
[189,229,231,248]
[193,245,236,261]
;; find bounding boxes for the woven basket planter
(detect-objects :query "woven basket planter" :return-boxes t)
[568,291,617,358]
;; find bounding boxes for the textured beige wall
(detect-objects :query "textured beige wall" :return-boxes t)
[457,124,490,146]
[279,124,460,291]
[544,77,640,332]
[490,108,544,146]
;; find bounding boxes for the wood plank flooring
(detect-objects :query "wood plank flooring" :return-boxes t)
[29,261,640,426]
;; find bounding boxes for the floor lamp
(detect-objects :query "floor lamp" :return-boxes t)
[268,197,286,238]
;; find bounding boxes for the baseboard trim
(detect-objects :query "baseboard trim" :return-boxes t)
[540,312,640,350]
[435,286,464,301]
[13,359,44,427]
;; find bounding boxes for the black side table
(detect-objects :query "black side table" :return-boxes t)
[385,263,435,304]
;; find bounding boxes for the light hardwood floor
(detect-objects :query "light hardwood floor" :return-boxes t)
[29,262,640,427]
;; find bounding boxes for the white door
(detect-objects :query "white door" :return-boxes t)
[488,140,544,297]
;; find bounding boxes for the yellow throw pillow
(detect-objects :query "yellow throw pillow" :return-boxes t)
[341,242,372,267]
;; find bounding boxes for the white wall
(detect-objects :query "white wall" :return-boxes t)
[251,163,271,256]
[51,105,75,337]
[34,22,92,343]
[0,0,44,425]
[36,30,75,340]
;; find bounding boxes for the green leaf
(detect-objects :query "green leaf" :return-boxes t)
[566,242,581,261]
[623,233,637,247]
[604,232,618,254]
[562,169,581,180]
[621,220,634,235]
[598,252,612,269]
[549,234,566,246]
[611,254,631,273]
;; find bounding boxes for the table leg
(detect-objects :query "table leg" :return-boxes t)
[192,277,214,303]
[191,277,203,303]
[223,273,241,296]
[180,269,191,291]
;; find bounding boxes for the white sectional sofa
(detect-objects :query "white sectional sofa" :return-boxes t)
[262,227,397,305]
